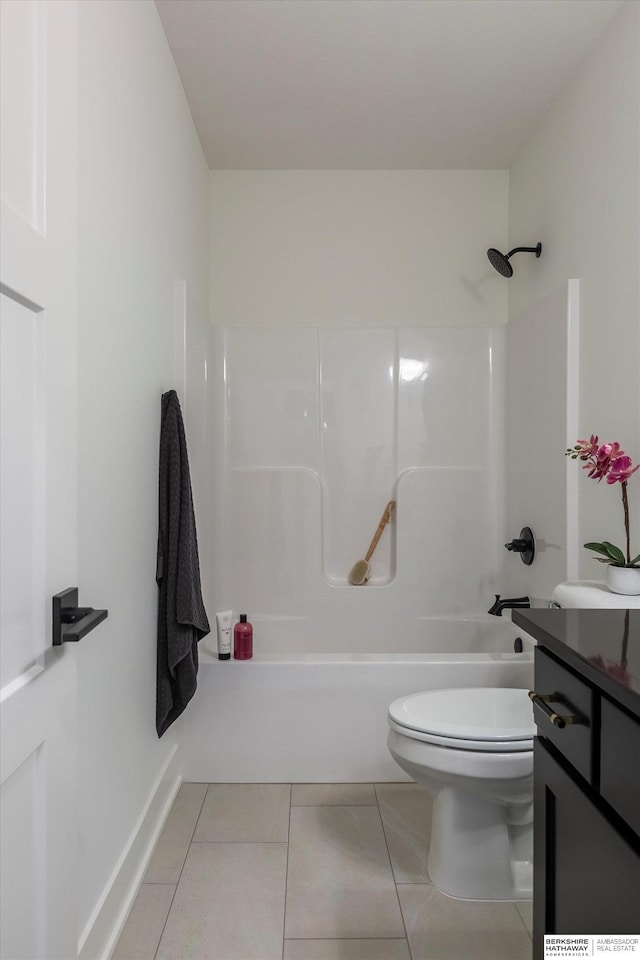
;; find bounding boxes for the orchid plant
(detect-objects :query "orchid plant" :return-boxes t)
[566,436,640,568]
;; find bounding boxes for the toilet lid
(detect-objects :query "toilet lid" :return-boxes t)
[388,688,535,742]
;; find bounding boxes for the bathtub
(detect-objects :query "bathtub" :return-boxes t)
[178,618,535,783]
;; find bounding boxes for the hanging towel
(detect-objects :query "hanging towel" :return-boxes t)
[156,390,210,737]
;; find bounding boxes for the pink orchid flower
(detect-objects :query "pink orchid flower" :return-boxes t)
[607,456,640,485]
[575,435,599,457]
[585,445,613,480]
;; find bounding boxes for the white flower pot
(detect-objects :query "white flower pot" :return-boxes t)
[606,565,640,596]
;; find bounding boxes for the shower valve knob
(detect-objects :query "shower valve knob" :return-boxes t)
[504,527,535,566]
[505,539,527,552]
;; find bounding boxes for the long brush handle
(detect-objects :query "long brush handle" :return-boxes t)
[364,501,395,562]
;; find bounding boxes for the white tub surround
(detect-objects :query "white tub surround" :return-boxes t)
[198,325,506,633]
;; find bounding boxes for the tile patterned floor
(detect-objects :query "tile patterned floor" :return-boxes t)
[113,782,533,960]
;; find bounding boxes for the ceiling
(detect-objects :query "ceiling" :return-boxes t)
[156,0,622,170]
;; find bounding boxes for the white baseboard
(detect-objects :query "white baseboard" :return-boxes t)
[78,745,181,960]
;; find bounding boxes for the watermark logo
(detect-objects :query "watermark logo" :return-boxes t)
[544,936,640,958]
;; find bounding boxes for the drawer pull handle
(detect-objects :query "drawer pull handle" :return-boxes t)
[528,690,582,729]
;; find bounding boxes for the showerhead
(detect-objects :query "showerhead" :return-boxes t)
[487,248,513,277]
[487,243,542,277]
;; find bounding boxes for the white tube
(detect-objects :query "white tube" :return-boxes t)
[216,611,232,660]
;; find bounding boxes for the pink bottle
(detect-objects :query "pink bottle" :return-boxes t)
[233,614,253,660]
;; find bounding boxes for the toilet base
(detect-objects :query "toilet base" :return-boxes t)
[428,786,532,901]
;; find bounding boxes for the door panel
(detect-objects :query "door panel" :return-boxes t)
[1,1,79,957]
[1,652,76,959]
[0,748,43,960]
[0,0,44,231]
[0,294,46,683]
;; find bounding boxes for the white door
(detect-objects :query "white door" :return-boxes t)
[1,2,80,957]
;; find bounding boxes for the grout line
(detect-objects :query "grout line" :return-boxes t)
[514,901,534,942]
[152,784,208,959]
[284,936,412,941]
[190,839,290,843]
[395,881,432,885]
[282,783,293,960]
[290,803,378,808]
[374,784,414,960]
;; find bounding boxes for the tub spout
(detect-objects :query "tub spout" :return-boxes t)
[488,595,530,617]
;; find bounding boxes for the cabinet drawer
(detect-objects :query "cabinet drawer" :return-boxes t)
[600,697,640,838]
[533,649,593,782]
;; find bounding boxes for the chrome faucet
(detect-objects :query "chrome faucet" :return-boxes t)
[488,594,530,617]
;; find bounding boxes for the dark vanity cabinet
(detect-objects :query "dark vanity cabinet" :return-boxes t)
[513,609,640,959]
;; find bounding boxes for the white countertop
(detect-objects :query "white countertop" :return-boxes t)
[552,580,640,609]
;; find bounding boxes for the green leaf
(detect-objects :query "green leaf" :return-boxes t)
[602,542,626,565]
[584,542,630,565]
[628,553,640,566]
[584,542,613,557]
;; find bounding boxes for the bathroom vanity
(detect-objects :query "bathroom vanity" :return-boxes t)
[513,609,640,958]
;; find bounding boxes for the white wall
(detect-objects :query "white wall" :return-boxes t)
[508,0,640,581]
[210,170,508,327]
[76,0,209,952]
[503,281,579,602]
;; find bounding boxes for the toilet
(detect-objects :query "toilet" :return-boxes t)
[387,686,534,901]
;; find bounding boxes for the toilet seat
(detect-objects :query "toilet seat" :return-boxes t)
[388,687,534,753]
[387,717,533,751]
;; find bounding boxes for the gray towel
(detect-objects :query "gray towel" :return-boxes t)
[156,390,210,737]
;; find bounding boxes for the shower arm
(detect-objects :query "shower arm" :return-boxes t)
[505,246,541,258]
